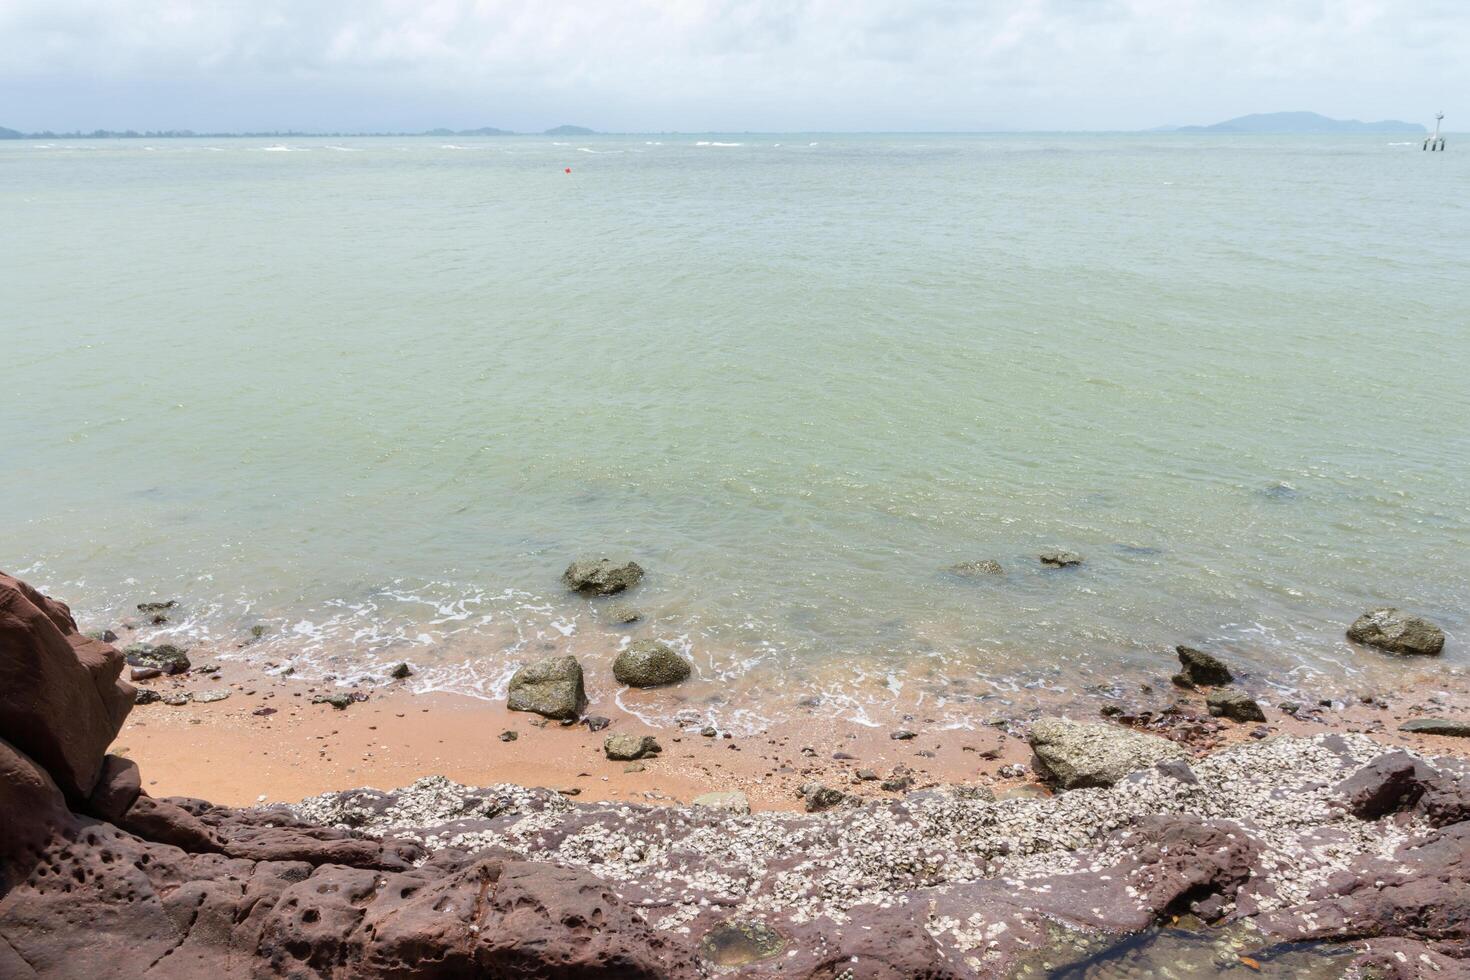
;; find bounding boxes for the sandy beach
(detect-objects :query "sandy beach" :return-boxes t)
[116,645,1470,810]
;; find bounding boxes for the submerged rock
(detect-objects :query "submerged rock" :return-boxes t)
[562,557,644,596]
[1176,645,1233,686]
[1039,549,1084,568]
[613,640,692,687]
[950,559,1004,577]
[606,603,642,624]
[1347,608,1445,656]
[1028,717,1184,789]
[1205,689,1266,723]
[605,733,661,761]
[507,655,587,720]
[389,662,413,680]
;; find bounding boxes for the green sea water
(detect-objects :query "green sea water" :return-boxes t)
[3,133,1466,723]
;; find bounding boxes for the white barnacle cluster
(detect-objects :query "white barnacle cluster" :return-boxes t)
[278,733,1438,951]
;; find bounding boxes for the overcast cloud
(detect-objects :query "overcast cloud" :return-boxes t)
[1,0,1462,132]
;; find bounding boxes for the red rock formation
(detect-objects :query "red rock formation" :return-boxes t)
[0,573,133,800]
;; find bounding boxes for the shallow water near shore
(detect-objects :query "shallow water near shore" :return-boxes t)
[3,133,1467,721]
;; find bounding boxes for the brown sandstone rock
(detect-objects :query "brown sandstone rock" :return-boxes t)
[0,572,134,800]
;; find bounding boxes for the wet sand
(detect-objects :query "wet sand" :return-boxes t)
[116,655,1470,810]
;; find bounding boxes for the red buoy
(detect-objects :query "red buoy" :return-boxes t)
[565,167,572,173]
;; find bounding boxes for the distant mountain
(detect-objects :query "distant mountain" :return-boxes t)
[1169,111,1425,134]
[1,126,25,139]
[543,125,595,136]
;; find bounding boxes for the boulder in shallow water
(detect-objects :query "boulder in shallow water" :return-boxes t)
[606,603,642,624]
[562,557,644,596]
[507,655,587,720]
[1205,689,1265,723]
[605,733,661,761]
[1028,718,1184,789]
[1038,549,1084,568]
[613,640,692,687]
[1176,645,1233,686]
[950,560,1004,577]
[1347,608,1445,656]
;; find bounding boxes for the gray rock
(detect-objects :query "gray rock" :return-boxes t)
[890,729,917,740]
[1398,718,1470,738]
[134,689,161,705]
[1027,717,1184,789]
[1205,689,1266,723]
[85,628,118,643]
[613,640,692,687]
[1347,608,1445,656]
[193,689,231,704]
[1176,645,1233,686]
[606,603,642,624]
[802,784,845,812]
[1038,549,1084,568]
[692,791,750,813]
[312,693,354,709]
[389,662,413,680]
[123,643,191,675]
[507,656,587,720]
[498,730,518,742]
[562,557,644,596]
[605,733,661,761]
[950,560,1004,577]
[162,693,192,706]
[584,715,611,732]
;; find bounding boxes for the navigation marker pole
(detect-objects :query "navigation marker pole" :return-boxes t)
[1424,112,1445,151]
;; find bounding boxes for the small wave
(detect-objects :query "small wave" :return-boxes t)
[324,145,363,152]
[439,144,468,150]
[695,141,744,147]
[1387,141,1416,146]
[257,145,303,152]
[577,147,623,154]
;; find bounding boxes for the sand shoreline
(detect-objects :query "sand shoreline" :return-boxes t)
[117,648,1470,810]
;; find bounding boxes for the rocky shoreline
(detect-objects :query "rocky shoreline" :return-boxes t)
[4,570,1469,977]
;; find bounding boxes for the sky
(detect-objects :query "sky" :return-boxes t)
[1,0,1462,133]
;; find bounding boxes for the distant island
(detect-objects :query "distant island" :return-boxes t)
[0,125,598,140]
[1160,111,1425,134]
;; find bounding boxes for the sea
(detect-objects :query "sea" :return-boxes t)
[3,133,1467,728]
